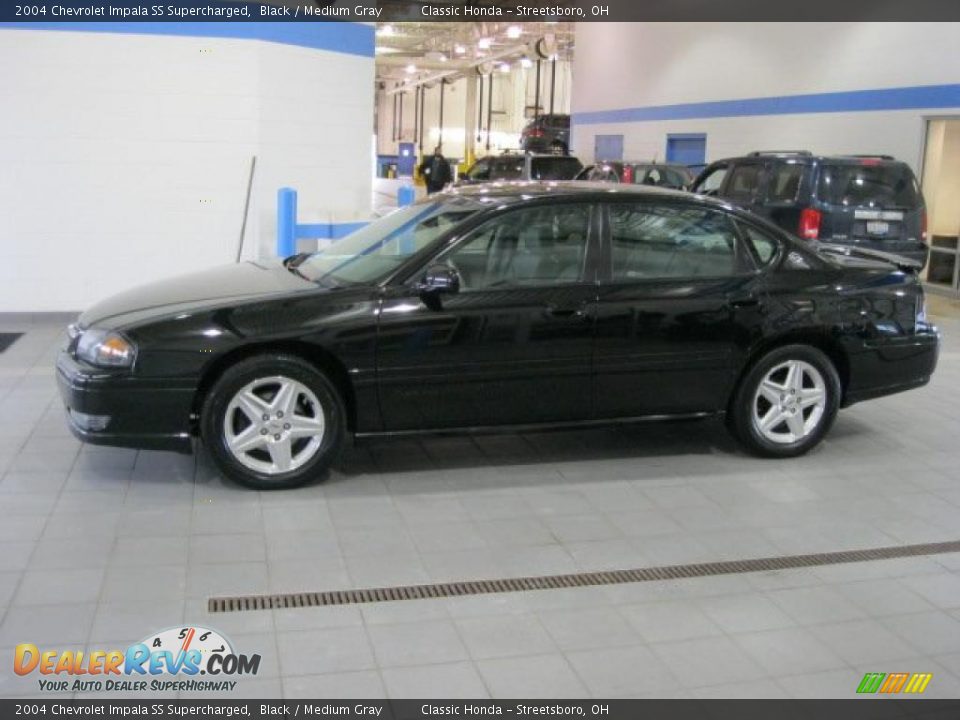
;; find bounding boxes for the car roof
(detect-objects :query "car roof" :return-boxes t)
[439,180,706,203]
[709,153,910,166]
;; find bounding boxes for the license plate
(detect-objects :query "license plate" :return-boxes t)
[866,221,889,235]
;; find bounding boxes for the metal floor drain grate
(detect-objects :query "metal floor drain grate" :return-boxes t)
[208,539,960,613]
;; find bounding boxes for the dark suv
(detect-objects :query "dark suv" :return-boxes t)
[691,152,929,266]
[520,114,570,155]
[457,153,583,185]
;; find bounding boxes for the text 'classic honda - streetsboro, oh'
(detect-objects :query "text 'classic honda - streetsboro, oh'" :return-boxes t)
[58,183,940,489]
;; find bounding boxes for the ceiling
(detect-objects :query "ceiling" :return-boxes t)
[375,21,576,85]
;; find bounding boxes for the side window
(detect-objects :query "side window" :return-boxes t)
[467,159,490,181]
[588,166,619,183]
[609,204,744,280]
[693,165,728,195]
[441,205,590,290]
[725,163,766,203]
[740,224,780,267]
[489,158,524,181]
[767,163,804,203]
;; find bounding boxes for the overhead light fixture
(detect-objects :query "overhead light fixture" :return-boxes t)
[499,62,511,73]
[506,25,522,39]
[378,24,394,37]
[405,63,417,74]
[439,53,448,62]
[520,56,533,69]
[478,37,492,50]
[454,44,466,55]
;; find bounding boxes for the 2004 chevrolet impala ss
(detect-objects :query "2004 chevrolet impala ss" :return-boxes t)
[58,183,940,489]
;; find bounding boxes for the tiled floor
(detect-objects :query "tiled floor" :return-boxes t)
[1,301,959,700]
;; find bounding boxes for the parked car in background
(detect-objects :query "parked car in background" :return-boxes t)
[58,182,939,489]
[457,153,583,185]
[520,114,571,154]
[575,161,695,190]
[690,151,929,267]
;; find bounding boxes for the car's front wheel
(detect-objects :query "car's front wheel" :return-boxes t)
[201,354,344,489]
[728,344,841,458]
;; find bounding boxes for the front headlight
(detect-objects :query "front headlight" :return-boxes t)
[76,328,137,368]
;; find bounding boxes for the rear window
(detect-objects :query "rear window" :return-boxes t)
[816,163,919,207]
[531,157,583,180]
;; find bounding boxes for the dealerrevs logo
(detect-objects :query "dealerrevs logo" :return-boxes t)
[14,626,260,693]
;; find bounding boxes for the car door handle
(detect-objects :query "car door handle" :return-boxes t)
[727,293,760,308]
[543,303,588,319]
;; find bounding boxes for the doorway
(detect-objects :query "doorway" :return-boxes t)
[666,133,707,171]
[922,118,960,294]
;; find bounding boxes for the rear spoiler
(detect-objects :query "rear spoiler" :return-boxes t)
[815,242,923,273]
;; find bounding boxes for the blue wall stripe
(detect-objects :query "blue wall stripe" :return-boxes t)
[573,84,960,125]
[0,21,375,57]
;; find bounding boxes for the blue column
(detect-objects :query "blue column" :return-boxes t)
[397,185,416,207]
[277,187,298,257]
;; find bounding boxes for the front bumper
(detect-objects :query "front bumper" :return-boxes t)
[56,350,195,453]
[842,326,940,406]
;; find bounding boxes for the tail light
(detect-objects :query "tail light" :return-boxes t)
[798,208,821,240]
[621,166,634,184]
[921,210,928,242]
[524,128,544,138]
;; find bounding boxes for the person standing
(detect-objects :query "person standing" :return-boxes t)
[420,146,452,194]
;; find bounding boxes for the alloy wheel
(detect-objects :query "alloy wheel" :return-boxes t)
[223,375,325,475]
[751,359,827,445]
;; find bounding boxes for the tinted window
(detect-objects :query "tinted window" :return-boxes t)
[768,163,804,203]
[816,163,919,207]
[741,224,779,266]
[609,205,741,280]
[726,163,765,202]
[489,157,525,181]
[585,165,620,183]
[694,165,728,194]
[441,205,589,289]
[531,157,583,180]
[466,159,490,181]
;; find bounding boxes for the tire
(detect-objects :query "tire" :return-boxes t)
[728,344,841,458]
[200,354,345,489]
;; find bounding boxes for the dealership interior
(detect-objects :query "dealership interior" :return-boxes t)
[2,19,960,701]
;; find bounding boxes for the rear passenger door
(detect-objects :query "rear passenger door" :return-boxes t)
[592,201,766,418]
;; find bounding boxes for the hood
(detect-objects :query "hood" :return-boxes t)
[79,261,317,328]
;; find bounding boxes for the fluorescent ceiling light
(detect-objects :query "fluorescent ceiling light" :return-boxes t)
[506,26,522,39]
[478,37,492,50]
[405,64,417,74]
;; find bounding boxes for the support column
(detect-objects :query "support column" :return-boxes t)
[464,73,478,166]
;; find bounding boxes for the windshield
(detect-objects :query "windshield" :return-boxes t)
[297,200,480,285]
[816,163,919,208]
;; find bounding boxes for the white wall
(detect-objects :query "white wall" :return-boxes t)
[922,119,960,237]
[0,26,373,312]
[571,22,960,169]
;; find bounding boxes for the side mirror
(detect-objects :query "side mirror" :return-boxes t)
[418,264,460,305]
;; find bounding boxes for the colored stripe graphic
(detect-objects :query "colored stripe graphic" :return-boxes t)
[904,673,933,694]
[857,673,885,694]
[879,672,909,693]
[857,672,932,694]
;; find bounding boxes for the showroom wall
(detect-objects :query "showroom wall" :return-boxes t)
[571,23,960,168]
[0,23,374,312]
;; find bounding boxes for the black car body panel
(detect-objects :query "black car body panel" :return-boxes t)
[57,182,939,455]
[690,152,929,267]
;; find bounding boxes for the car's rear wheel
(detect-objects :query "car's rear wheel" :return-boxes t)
[201,354,344,489]
[728,344,840,458]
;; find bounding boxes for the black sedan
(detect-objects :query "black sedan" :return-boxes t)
[58,183,940,489]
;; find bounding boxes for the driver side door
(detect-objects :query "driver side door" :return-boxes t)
[376,203,600,431]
